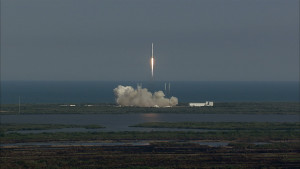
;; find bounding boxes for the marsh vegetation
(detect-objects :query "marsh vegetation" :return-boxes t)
[1,142,299,169]
[0,123,104,134]
[1,103,299,168]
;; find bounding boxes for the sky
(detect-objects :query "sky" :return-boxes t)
[1,0,299,81]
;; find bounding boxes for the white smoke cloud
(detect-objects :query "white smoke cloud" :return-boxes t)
[114,85,178,107]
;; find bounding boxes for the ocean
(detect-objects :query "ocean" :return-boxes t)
[1,81,299,104]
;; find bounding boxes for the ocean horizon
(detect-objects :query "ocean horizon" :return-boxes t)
[1,81,299,104]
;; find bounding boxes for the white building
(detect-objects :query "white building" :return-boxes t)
[189,101,213,107]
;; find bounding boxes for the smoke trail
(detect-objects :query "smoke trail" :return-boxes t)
[114,85,178,107]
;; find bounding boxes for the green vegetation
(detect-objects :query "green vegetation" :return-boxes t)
[1,102,299,168]
[1,130,299,143]
[228,142,300,150]
[1,122,299,143]
[132,122,300,130]
[1,120,299,168]
[1,102,299,114]
[0,123,104,133]
[1,142,299,169]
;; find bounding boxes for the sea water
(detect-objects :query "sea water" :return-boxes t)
[1,81,299,104]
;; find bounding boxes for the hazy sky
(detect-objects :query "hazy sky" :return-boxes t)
[1,0,299,81]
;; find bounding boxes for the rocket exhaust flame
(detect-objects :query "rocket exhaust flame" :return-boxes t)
[151,58,154,78]
[151,43,154,78]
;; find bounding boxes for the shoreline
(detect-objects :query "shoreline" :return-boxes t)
[1,102,299,115]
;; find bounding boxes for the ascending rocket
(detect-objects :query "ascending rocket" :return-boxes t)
[151,43,154,78]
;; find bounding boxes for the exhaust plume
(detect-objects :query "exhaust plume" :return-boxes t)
[151,43,154,78]
[114,85,178,107]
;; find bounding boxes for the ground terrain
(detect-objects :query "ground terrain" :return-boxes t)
[1,102,299,168]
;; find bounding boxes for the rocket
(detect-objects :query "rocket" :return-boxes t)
[152,43,154,58]
[151,43,154,78]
